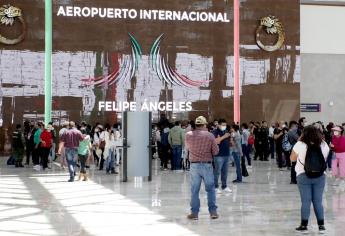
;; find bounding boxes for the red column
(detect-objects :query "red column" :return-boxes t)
[233,0,240,123]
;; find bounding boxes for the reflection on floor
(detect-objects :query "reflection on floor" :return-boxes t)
[0,159,344,236]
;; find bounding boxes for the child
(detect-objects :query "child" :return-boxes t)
[331,126,345,189]
[78,129,92,181]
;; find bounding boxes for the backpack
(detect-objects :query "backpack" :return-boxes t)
[7,155,15,165]
[282,133,292,151]
[300,145,327,178]
[248,135,255,145]
[161,132,169,147]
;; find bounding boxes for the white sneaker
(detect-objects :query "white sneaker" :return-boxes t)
[215,188,222,194]
[33,165,40,171]
[333,178,340,186]
[340,180,345,191]
[327,169,333,177]
[223,187,232,193]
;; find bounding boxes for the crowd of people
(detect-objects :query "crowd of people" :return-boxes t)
[154,115,345,233]
[153,117,345,184]
[10,120,122,181]
[8,115,345,233]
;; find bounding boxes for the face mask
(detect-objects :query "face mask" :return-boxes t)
[282,124,286,128]
[220,126,226,131]
[163,128,169,133]
[95,128,99,132]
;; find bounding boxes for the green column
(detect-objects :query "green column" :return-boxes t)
[44,0,52,125]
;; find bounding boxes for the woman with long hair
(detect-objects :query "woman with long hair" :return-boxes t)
[290,125,330,234]
[104,124,118,174]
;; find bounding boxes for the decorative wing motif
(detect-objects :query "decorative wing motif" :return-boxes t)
[81,33,142,87]
[82,33,210,88]
[150,34,210,88]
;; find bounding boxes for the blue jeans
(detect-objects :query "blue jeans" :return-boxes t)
[190,163,217,215]
[172,145,182,170]
[297,173,325,223]
[232,151,242,181]
[49,143,56,161]
[214,156,230,189]
[326,151,333,169]
[106,147,115,171]
[65,148,78,180]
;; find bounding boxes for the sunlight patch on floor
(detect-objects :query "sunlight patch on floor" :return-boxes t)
[0,177,60,236]
[35,175,197,236]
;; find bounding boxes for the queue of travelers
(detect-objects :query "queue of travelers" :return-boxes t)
[9,115,345,233]
[10,120,122,182]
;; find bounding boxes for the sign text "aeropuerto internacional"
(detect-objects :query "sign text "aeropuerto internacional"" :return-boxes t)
[57,6,230,23]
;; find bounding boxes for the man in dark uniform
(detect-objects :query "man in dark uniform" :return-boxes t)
[12,124,25,167]
[254,121,269,161]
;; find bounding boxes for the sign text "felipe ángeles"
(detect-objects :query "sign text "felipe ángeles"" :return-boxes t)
[99,101,193,112]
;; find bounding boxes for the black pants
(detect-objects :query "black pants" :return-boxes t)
[79,154,88,173]
[291,161,297,183]
[151,141,156,157]
[254,142,260,160]
[255,142,268,160]
[25,142,33,165]
[32,147,40,165]
[242,144,251,166]
[99,148,105,170]
[283,150,292,167]
[93,148,104,169]
[40,147,50,169]
[160,145,169,168]
[183,151,190,170]
[93,149,99,165]
[276,148,283,168]
[269,137,275,159]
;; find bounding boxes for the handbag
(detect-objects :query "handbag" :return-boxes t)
[99,140,105,149]
[7,155,15,165]
[248,135,255,145]
[96,147,103,157]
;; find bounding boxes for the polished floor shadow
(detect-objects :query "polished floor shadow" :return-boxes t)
[0,158,344,236]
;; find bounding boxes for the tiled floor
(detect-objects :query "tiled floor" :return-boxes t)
[0,158,344,236]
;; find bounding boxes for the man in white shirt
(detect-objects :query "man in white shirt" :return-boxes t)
[269,123,275,159]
